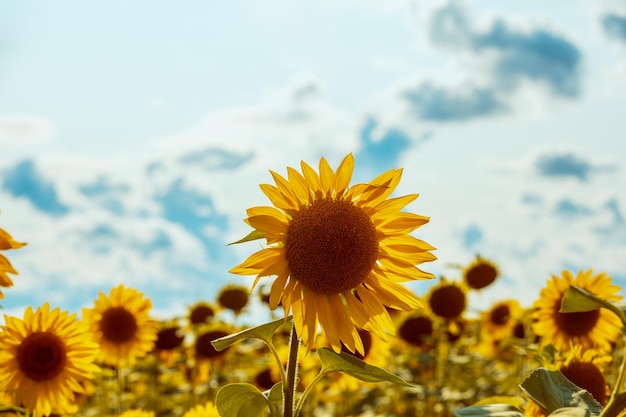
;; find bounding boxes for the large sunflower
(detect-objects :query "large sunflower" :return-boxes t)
[0,303,100,416]
[230,153,436,353]
[83,284,158,367]
[0,227,27,299]
[532,269,622,353]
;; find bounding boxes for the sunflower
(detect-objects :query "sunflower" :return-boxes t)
[229,153,436,353]
[0,303,100,416]
[532,269,622,353]
[426,277,468,320]
[556,346,611,405]
[83,284,158,367]
[217,284,250,316]
[187,301,217,327]
[463,255,500,290]
[119,409,155,417]
[481,299,524,341]
[182,401,220,417]
[0,227,27,299]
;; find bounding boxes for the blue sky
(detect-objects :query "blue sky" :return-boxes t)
[1,0,626,323]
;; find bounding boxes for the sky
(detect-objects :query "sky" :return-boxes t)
[1,0,626,325]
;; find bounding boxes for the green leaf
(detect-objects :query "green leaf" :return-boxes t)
[211,316,291,351]
[453,403,525,417]
[316,347,414,387]
[265,382,283,403]
[519,368,602,416]
[560,285,626,327]
[215,383,271,417]
[228,229,265,245]
[548,407,592,417]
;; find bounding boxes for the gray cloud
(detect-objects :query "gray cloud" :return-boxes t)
[406,2,582,122]
[2,159,69,216]
[554,199,594,217]
[403,82,507,121]
[472,20,581,97]
[535,152,617,181]
[602,14,626,43]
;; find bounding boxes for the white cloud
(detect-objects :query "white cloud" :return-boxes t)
[0,114,57,147]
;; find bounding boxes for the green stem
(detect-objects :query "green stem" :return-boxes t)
[267,335,288,388]
[294,373,326,417]
[283,324,300,417]
[600,343,626,417]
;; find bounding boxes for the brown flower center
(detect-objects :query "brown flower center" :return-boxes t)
[465,262,498,290]
[17,331,67,381]
[218,288,249,313]
[561,361,607,405]
[190,305,215,325]
[195,330,230,360]
[100,307,138,344]
[554,308,600,336]
[398,316,433,347]
[286,199,378,294]
[154,326,185,351]
[428,285,466,319]
[490,305,511,326]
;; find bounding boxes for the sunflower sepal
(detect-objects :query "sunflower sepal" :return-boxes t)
[215,382,272,417]
[560,285,626,328]
[211,315,292,352]
[316,347,415,387]
[227,229,266,246]
[519,367,602,417]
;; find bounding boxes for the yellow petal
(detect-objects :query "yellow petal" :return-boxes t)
[334,153,354,197]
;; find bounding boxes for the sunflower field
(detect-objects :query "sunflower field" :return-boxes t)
[1,154,625,417]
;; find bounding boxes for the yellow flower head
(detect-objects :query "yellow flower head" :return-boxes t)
[481,299,524,341]
[182,401,220,417]
[119,409,155,417]
[0,227,27,299]
[532,269,622,353]
[230,153,436,354]
[0,303,100,417]
[83,284,158,367]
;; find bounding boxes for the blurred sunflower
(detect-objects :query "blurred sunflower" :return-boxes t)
[0,303,100,416]
[525,346,612,416]
[217,284,250,316]
[119,408,155,417]
[396,310,436,350]
[229,153,436,354]
[153,321,186,368]
[532,269,622,352]
[463,255,499,290]
[556,346,611,405]
[188,323,236,385]
[187,301,217,327]
[83,284,158,367]
[0,227,26,299]
[481,299,523,341]
[182,401,220,417]
[426,278,468,320]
